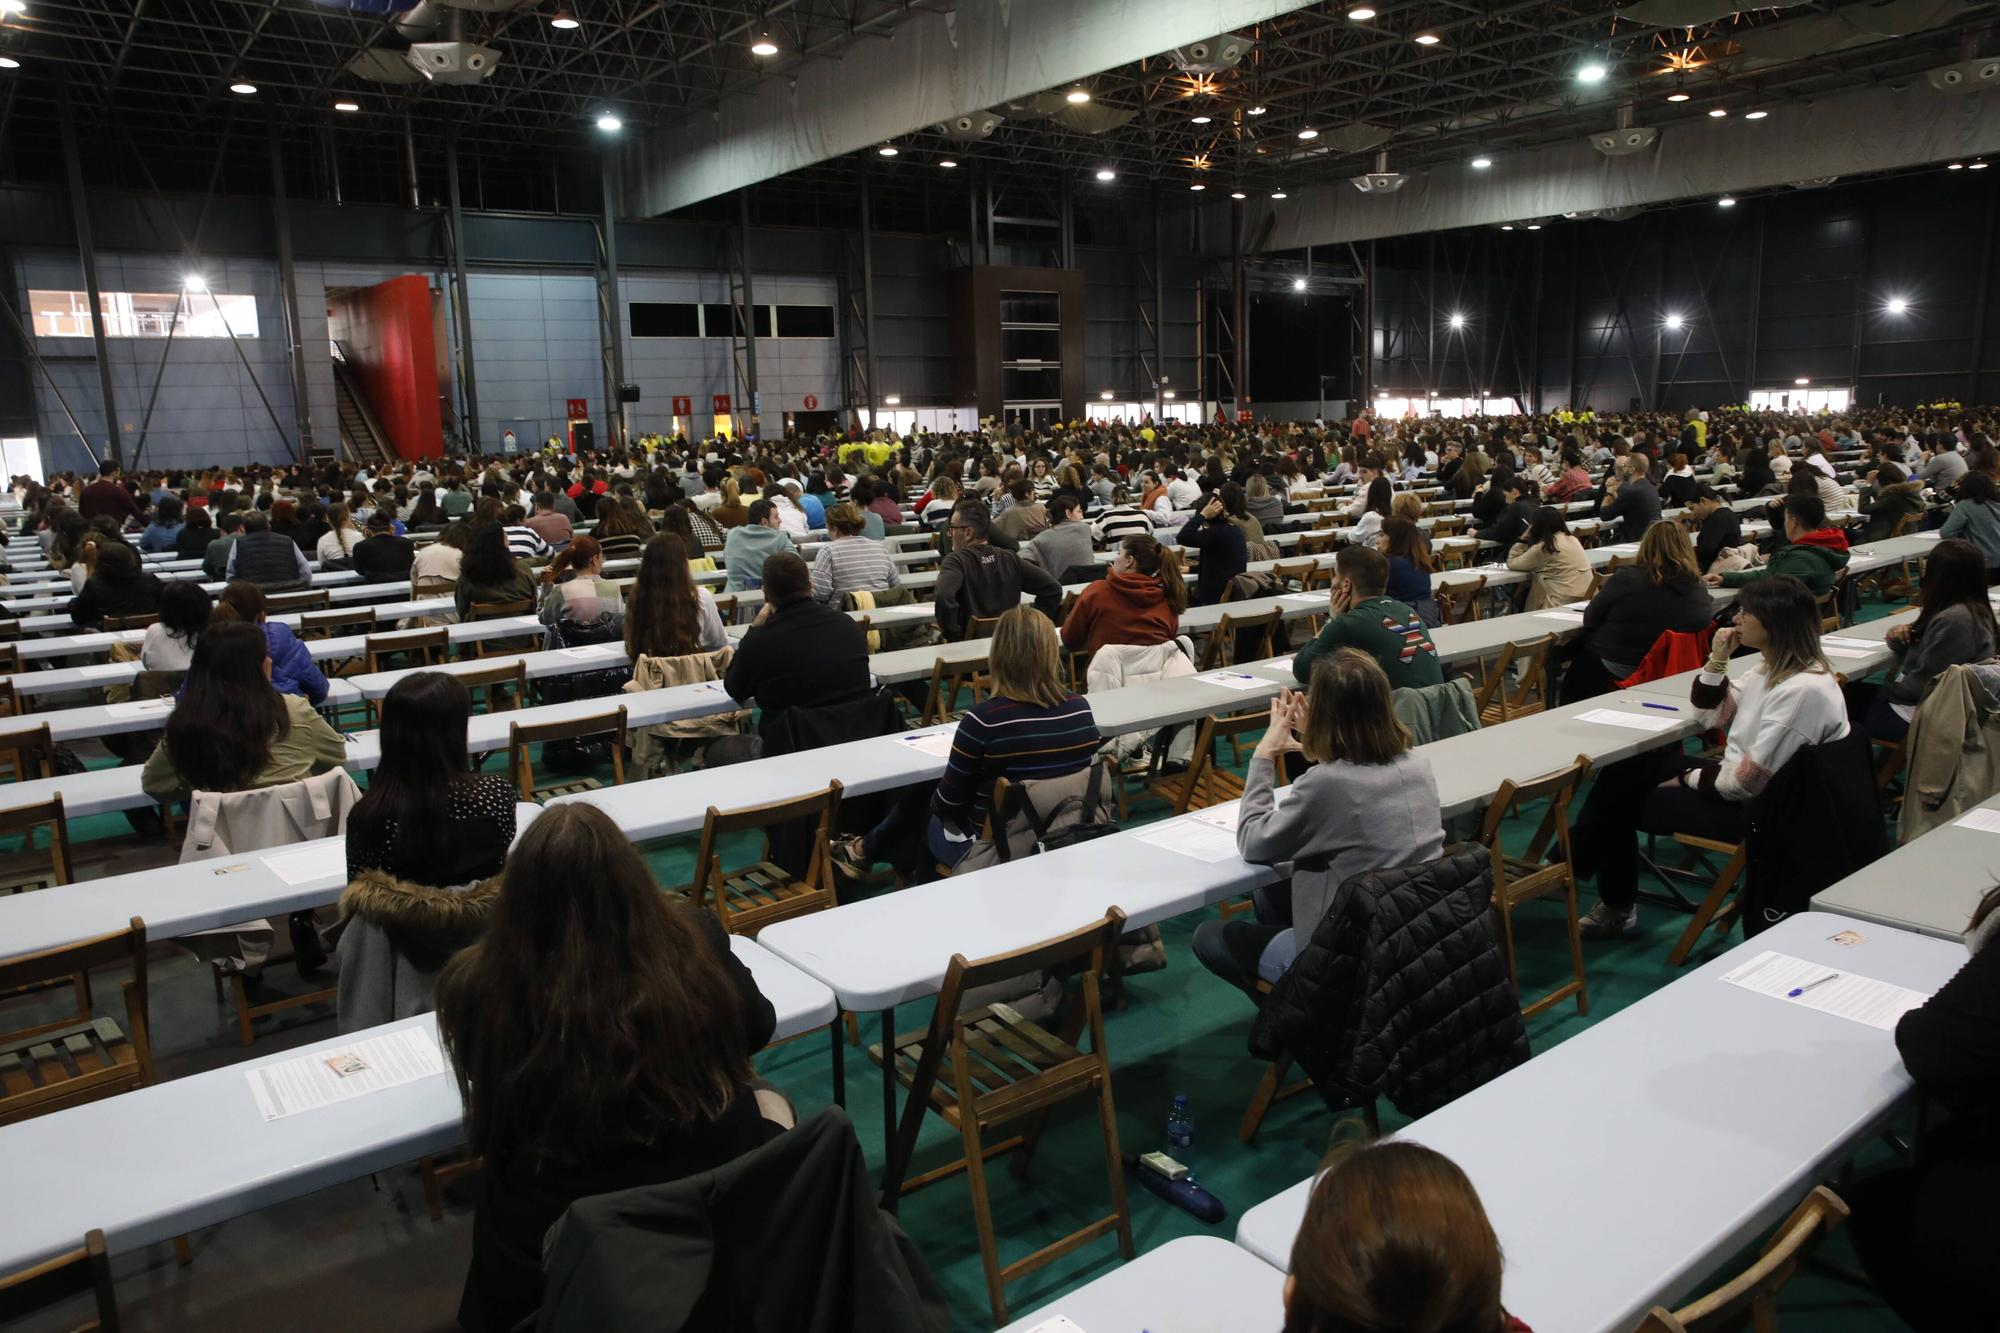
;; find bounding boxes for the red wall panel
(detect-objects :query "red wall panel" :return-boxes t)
[340,275,443,460]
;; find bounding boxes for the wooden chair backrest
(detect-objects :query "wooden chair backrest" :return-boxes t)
[0,724,57,783]
[711,594,739,626]
[689,781,844,916]
[298,608,377,640]
[0,794,72,884]
[0,619,20,642]
[921,651,991,725]
[266,589,331,613]
[1633,1187,1848,1332]
[0,1228,118,1331]
[1167,711,1270,813]
[933,908,1126,1027]
[454,658,528,713]
[1478,755,1590,852]
[1436,574,1488,625]
[963,613,1002,642]
[0,643,18,677]
[1474,635,1557,720]
[469,597,535,621]
[364,627,449,673]
[102,613,158,631]
[0,917,147,1039]
[1269,560,1315,593]
[509,706,629,797]
[1296,532,1338,557]
[1202,606,1282,668]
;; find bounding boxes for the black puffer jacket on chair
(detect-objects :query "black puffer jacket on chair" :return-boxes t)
[1249,842,1529,1119]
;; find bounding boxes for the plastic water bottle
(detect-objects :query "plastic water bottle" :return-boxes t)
[1166,1093,1195,1155]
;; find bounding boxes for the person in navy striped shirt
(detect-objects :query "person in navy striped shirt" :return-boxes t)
[836,606,1101,876]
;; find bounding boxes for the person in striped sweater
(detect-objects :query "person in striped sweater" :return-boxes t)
[835,606,1101,876]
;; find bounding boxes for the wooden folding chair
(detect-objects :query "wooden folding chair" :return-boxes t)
[101,612,157,631]
[0,724,57,785]
[1662,832,1749,967]
[0,1228,119,1331]
[1633,1186,1848,1332]
[1817,569,1851,634]
[1472,634,1557,726]
[1235,973,1320,1143]
[0,795,72,893]
[508,706,628,800]
[0,619,20,643]
[1268,560,1316,594]
[467,598,538,658]
[458,657,528,716]
[675,781,843,935]
[1295,532,1339,558]
[297,607,377,641]
[0,917,153,1126]
[1436,573,1487,625]
[1603,553,1636,574]
[870,908,1135,1325]
[711,594,740,626]
[1477,756,1591,1019]
[962,613,1002,642]
[265,589,330,614]
[1146,709,1270,813]
[0,643,21,678]
[363,626,449,674]
[919,650,991,725]
[1197,606,1280,669]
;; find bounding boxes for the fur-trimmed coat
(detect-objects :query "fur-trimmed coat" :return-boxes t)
[333,870,501,1033]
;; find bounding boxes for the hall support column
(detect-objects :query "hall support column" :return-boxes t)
[739,188,762,439]
[57,78,121,467]
[444,130,481,454]
[599,151,627,450]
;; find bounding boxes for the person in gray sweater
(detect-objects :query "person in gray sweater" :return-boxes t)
[1856,538,1998,742]
[1939,471,2000,575]
[1192,646,1445,993]
[1025,494,1097,581]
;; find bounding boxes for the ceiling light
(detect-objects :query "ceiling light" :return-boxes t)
[1448,312,1466,329]
[548,10,579,29]
[1099,390,1114,400]
[883,395,900,406]
[1230,190,1247,200]
[0,1,24,13]
[1163,390,1177,399]
[938,158,957,169]
[1271,190,1287,199]
[1065,87,1092,105]
[229,82,258,96]
[1744,109,1768,120]
[1795,377,1810,386]
[1972,160,1991,170]
[596,114,624,132]
[1413,33,1441,46]
[1887,297,1909,314]
[1191,114,1212,124]
[1189,183,1205,191]
[1666,91,1690,103]
[1708,107,1728,118]
[1095,168,1116,181]
[1292,277,1308,292]
[749,34,778,56]
[0,57,18,70]
[1470,155,1492,169]
[1718,195,1736,207]
[1247,105,1267,115]
[333,100,360,112]
[1500,224,1515,231]
[1949,162,1967,170]
[1347,6,1377,18]
[182,275,207,293]
[1297,127,1319,140]
[1577,62,1607,84]
[1664,313,1685,329]
[877,143,898,156]
[1524,223,1541,230]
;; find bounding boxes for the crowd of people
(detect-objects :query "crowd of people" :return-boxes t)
[11,396,2000,1331]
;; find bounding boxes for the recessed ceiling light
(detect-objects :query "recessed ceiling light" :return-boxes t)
[1470,155,1492,169]
[938,158,957,169]
[1065,87,1092,105]
[1247,104,1267,115]
[1189,183,1205,191]
[1230,190,1247,200]
[1718,195,1736,207]
[182,274,207,293]
[1666,91,1690,103]
[1577,62,1607,84]
[229,82,258,95]
[1095,168,1116,181]
[749,35,778,56]
[1744,109,1768,120]
[549,10,579,29]
[877,143,898,156]
[1297,127,1318,140]
[1948,162,1967,170]
[1191,114,1212,124]
[596,113,623,132]
[0,57,18,70]
[1708,107,1728,118]
[1347,6,1377,18]
[1413,33,1441,46]
[1270,190,1287,199]
[1972,160,1991,170]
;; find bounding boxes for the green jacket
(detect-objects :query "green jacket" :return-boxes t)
[1294,595,1444,691]
[1719,531,1850,595]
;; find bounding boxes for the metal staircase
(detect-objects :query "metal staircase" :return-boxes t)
[329,341,392,467]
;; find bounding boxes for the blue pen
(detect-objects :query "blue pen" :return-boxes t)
[1788,973,1838,998]
[1641,702,1679,712]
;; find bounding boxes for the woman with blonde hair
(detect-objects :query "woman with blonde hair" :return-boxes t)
[1193,646,1443,991]
[1564,519,1713,701]
[709,475,748,528]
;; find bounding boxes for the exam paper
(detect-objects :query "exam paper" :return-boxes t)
[1263,656,1295,674]
[261,842,348,886]
[1281,593,1325,607]
[106,698,173,717]
[1821,637,1879,650]
[1017,1319,1086,1333]
[1952,807,2000,834]
[894,730,958,759]
[1194,670,1270,692]
[1536,610,1588,623]
[557,644,623,660]
[1133,818,1241,864]
[77,663,130,678]
[1719,950,1930,1031]
[1188,785,1292,833]
[245,1027,446,1121]
[1574,707,1682,733]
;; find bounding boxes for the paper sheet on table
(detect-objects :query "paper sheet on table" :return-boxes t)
[1194,670,1271,692]
[1719,950,1930,1031]
[1016,1318,1086,1333]
[1603,543,1641,554]
[894,730,958,759]
[1133,818,1241,863]
[1263,656,1295,675]
[1820,646,1875,660]
[260,842,348,886]
[245,1027,446,1121]
[1574,707,1682,733]
[1189,785,1293,833]
[1281,593,1324,607]
[1952,807,2000,834]
[1821,636,1879,650]
[106,698,173,717]
[557,644,622,660]
[76,663,131,678]
[1536,609,1588,623]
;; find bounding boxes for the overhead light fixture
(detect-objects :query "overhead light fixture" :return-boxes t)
[229,82,258,95]
[749,34,778,56]
[597,113,623,132]
[1949,161,1967,170]
[1708,107,1728,118]
[1744,109,1768,120]
[1297,127,1319,140]
[1095,167,1116,181]
[1065,87,1092,105]
[883,395,900,406]
[1500,224,1515,231]
[1887,297,1909,314]
[1973,160,1991,170]
[1292,277,1308,292]
[877,143,898,156]
[333,100,360,112]
[1664,313,1685,329]
[1099,390,1114,401]
[1191,114,1212,124]
[1163,390,1177,399]
[938,158,957,169]
[1795,377,1810,386]
[1666,91,1690,103]
[0,57,18,70]
[1718,195,1736,207]
[0,0,26,13]
[1470,155,1492,169]
[1524,223,1541,230]
[1413,33,1441,46]
[1230,190,1247,200]
[1189,182,1205,191]
[1247,104,1267,115]
[1447,312,1466,329]
[183,275,207,293]
[1271,190,1287,199]
[1577,62,1608,84]
[1347,6,1377,18]
[548,10,580,30]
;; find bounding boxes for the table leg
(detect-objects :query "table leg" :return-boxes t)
[829,1018,846,1108]
[879,1005,896,1158]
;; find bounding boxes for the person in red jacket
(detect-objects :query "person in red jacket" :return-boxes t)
[78,465,145,526]
[1059,533,1188,656]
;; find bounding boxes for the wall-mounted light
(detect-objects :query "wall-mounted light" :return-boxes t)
[883,395,901,406]
[1292,277,1307,292]
[1886,297,1909,314]
[1447,312,1466,329]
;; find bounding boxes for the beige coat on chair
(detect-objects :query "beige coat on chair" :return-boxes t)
[1900,663,2000,842]
[624,648,749,777]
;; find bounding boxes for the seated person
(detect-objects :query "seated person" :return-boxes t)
[67,541,163,629]
[1571,576,1848,938]
[432,803,783,1333]
[1847,538,1995,743]
[213,581,330,706]
[625,533,728,657]
[1566,521,1713,700]
[1706,494,1849,596]
[1294,545,1442,691]
[1687,485,1744,573]
[1854,461,1926,544]
[1939,470,2000,579]
[720,499,796,592]
[1505,507,1592,611]
[933,502,1062,641]
[536,534,623,641]
[1178,490,1249,606]
[351,509,417,583]
[1025,493,1096,582]
[722,552,869,735]
[224,511,312,591]
[1193,649,1443,991]
[1060,534,1187,656]
[809,503,901,605]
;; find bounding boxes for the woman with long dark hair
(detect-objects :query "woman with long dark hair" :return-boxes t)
[592,494,655,563]
[1852,538,1997,742]
[1505,506,1593,610]
[140,621,345,802]
[433,802,780,1331]
[1350,475,1393,546]
[212,581,329,705]
[67,541,164,630]
[454,522,538,618]
[1060,532,1190,655]
[624,532,726,658]
[344,672,515,888]
[1377,516,1440,627]
[141,579,211,672]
